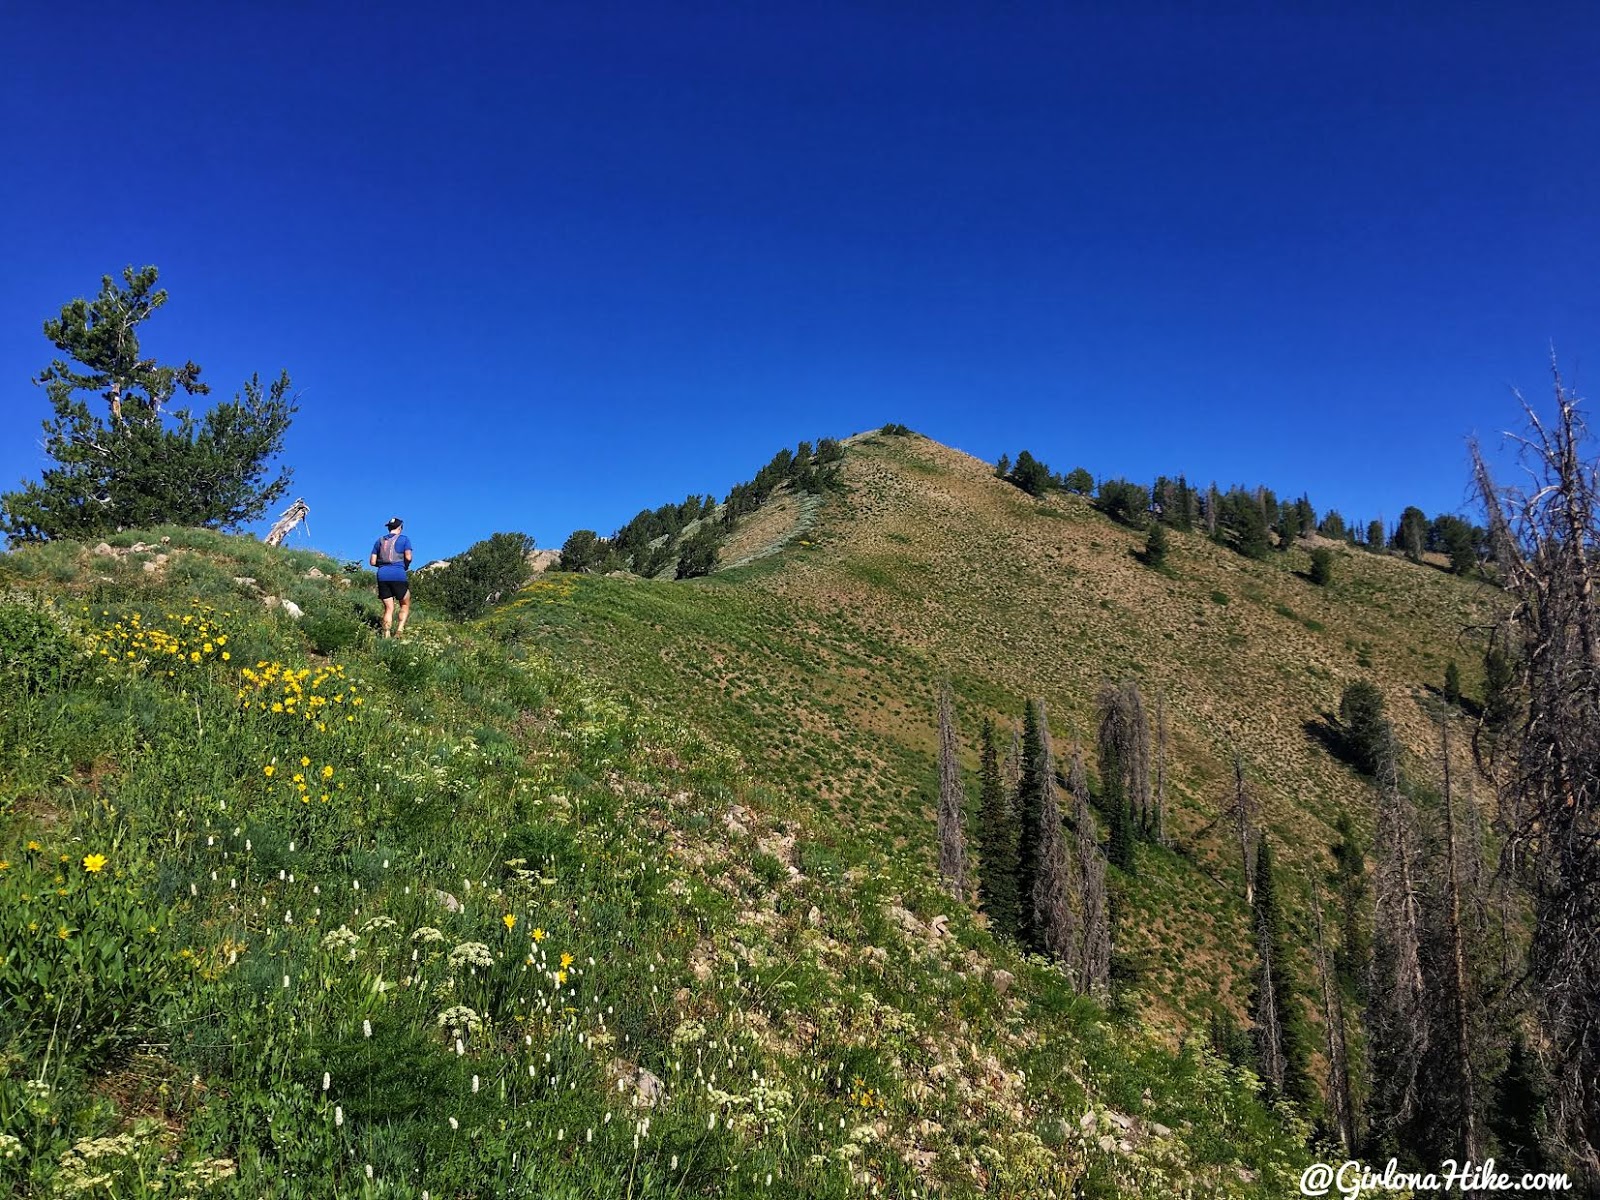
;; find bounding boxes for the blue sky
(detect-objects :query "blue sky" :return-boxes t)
[3,2,1598,563]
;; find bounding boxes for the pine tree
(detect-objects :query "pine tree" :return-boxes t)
[975,719,1022,939]
[1443,659,1462,706]
[1367,518,1386,551]
[1143,521,1169,567]
[936,683,968,900]
[1309,546,1335,586]
[1,266,298,540]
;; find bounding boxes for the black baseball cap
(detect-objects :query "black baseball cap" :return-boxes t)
[385,517,403,530]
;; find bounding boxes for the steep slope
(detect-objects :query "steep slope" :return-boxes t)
[1,525,1309,1198]
[519,429,1493,1030]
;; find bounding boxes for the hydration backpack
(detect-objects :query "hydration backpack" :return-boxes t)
[377,533,404,565]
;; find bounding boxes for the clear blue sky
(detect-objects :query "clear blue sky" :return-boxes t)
[3,2,1598,563]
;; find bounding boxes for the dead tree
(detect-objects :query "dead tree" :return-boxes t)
[1313,882,1356,1152]
[1228,750,1259,907]
[1153,688,1169,846]
[263,497,309,547]
[1439,719,1483,1161]
[1366,728,1429,1148]
[1070,747,1111,997]
[1096,679,1152,833]
[1030,706,1078,965]
[1472,366,1600,1176]
[936,682,968,900]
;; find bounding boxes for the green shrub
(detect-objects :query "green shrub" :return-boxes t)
[414,532,535,620]
[300,607,367,655]
[499,821,582,879]
[1308,546,1335,586]
[0,596,78,693]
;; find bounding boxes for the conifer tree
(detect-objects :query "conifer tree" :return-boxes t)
[1143,521,1169,567]
[1070,748,1111,996]
[936,683,968,900]
[1443,659,1461,706]
[1367,518,1386,551]
[2,266,298,540]
[1015,702,1046,943]
[976,718,1021,939]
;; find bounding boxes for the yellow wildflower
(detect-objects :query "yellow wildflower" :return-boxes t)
[503,914,517,931]
[531,927,546,943]
[82,854,108,873]
[560,952,574,969]
[264,764,276,777]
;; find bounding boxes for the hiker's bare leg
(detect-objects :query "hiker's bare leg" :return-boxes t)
[381,596,395,637]
[397,593,411,635]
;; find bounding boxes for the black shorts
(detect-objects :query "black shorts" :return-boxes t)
[377,579,409,601]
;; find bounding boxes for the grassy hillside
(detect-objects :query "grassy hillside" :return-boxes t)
[2,525,1312,1198]
[518,429,1494,1033]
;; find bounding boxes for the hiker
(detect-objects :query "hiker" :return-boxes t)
[370,517,413,637]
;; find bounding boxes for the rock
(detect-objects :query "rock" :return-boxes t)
[1079,1111,1096,1131]
[155,553,169,565]
[280,599,304,620]
[609,1060,666,1108]
[233,577,258,589]
[160,536,171,545]
[723,806,750,837]
[434,890,462,913]
[991,969,1015,995]
[1106,1111,1136,1132]
[1150,1122,1173,1139]
[807,906,823,928]
[142,561,159,574]
[130,541,151,552]
[306,567,326,579]
[526,549,561,576]
[929,914,951,939]
[93,543,115,557]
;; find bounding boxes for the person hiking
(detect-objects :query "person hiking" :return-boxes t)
[370,517,413,637]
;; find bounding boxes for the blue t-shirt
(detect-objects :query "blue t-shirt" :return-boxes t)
[372,533,412,581]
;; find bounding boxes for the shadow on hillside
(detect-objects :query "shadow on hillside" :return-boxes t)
[1419,683,1483,721]
[1305,712,1366,773]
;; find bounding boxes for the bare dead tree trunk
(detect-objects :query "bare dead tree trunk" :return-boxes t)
[1153,688,1169,846]
[936,682,968,900]
[1313,883,1355,1152]
[263,497,309,547]
[1368,727,1428,1143]
[1002,724,1023,806]
[1030,707,1079,966]
[1096,680,1152,833]
[1232,751,1257,907]
[1252,842,1286,1096]
[1472,367,1600,1178]
[1440,720,1482,1161]
[1070,747,1111,997]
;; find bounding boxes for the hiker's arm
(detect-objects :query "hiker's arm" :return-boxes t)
[369,553,378,567]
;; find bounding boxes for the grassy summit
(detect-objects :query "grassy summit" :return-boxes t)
[527,429,1491,1031]
[0,431,1484,1195]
